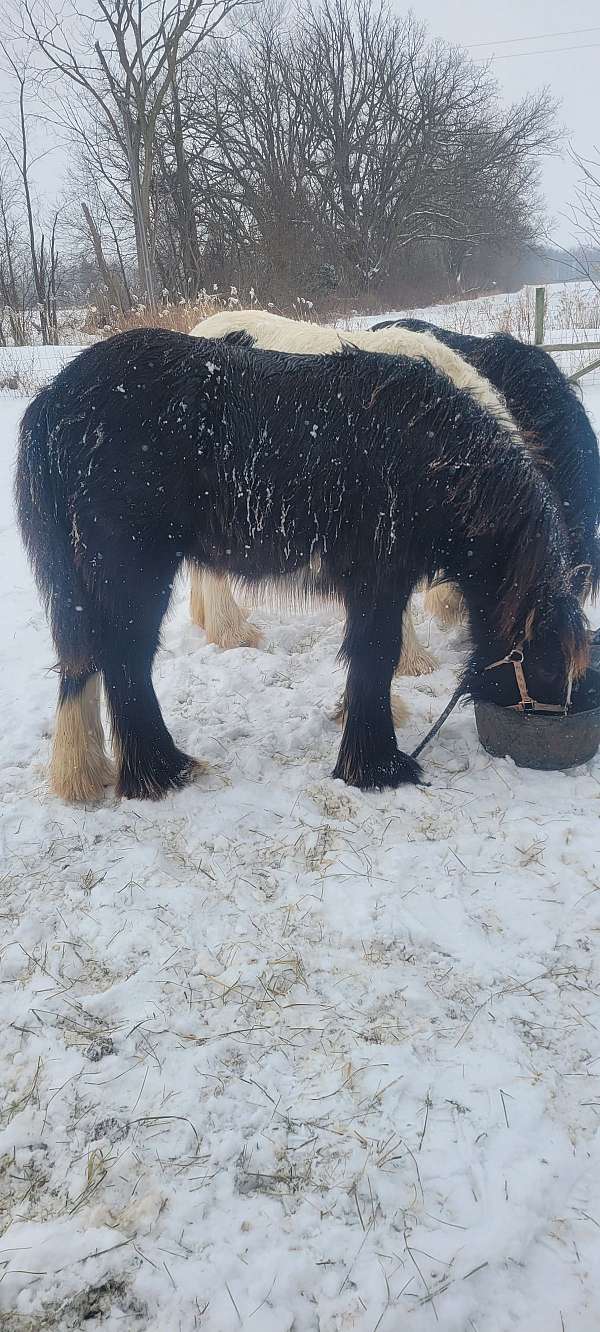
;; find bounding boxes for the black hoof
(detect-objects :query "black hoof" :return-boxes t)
[117,748,202,800]
[332,747,424,791]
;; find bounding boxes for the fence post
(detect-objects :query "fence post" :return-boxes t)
[534,286,545,345]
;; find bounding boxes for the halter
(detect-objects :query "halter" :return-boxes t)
[411,638,575,761]
[484,641,574,716]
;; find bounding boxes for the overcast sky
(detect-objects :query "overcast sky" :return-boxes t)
[0,0,597,245]
[414,0,599,243]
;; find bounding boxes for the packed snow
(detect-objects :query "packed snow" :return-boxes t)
[1,291,600,1331]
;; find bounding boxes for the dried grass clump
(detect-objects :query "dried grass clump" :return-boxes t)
[84,288,323,338]
[84,297,217,338]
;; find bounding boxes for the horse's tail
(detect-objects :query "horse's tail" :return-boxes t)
[15,390,113,801]
[15,389,94,669]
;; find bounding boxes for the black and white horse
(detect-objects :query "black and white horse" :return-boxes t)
[375,318,600,618]
[16,328,589,802]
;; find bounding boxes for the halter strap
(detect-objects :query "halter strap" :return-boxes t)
[485,641,572,715]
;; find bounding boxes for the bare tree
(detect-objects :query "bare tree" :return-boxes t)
[156,44,204,293]
[0,0,559,314]
[0,47,60,342]
[13,0,252,306]
[565,146,600,294]
[0,168,28,344]
[184,0,557,301]
[80,201,130,311]
[299,0,429,286]
[180,6,321,294]
[63,116,140,306]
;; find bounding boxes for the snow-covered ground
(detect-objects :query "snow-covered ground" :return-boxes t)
[1,303,600,1331]
[0,344,86,395]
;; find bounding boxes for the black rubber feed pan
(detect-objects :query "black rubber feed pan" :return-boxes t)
[475,668,600,770]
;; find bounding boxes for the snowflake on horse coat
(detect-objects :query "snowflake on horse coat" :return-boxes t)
[16,328,589,803]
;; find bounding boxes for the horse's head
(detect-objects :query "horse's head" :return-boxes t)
[470,590,590,713]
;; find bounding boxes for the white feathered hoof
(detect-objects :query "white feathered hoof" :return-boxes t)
[200,572,263,649]
[395,643,438,676]
[396,605,438,676]
[206,616,263,650]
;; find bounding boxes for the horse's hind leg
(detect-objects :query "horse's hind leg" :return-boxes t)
[189,562,206,628]
[424,579,467,628]
[191,569,262,650]
[48,595,114,802]
[100,562,203,799]
[50,669,114,803]
[333,592,424,790]
[395,603,438,676]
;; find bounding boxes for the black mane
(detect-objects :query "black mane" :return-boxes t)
[374,316,600,597]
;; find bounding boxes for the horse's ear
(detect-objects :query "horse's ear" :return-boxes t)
[223,330,255,348]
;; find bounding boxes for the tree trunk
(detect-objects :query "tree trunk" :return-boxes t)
[82,203,126,311]
[121,111,157,308]
[168,51,203,295]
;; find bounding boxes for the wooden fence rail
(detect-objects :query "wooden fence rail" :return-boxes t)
[534,285,600,383]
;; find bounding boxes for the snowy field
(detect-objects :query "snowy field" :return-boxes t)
[1,294,600,1331]
[344,279,600,382]
[0,345,86,396]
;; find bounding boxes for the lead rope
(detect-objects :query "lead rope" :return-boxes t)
[411,683,465,759]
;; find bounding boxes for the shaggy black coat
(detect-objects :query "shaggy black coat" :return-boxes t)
[374,317,600,598]
[15,328,589,798]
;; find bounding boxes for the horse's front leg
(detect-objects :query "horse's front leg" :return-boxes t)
[332,593,424,790]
